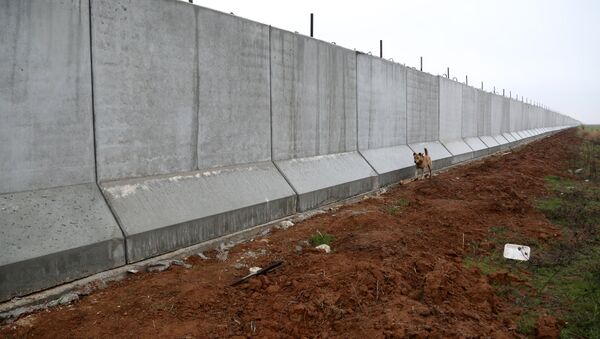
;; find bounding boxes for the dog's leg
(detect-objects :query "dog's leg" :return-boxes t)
[428,165,432,179]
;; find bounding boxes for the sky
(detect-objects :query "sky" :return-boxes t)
[185,0,599,124]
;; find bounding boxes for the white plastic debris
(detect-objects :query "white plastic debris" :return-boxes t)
[249,267,261,274]
[315,244,331,253]
[503,244,531,261]
[127,269,139,274]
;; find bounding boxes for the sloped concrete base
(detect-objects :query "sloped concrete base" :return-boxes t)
[359,145,416,186]
[275,152,378,212]
[0,184,125,302]
[101,162,296,262]
[441,139,474,164]
[464,137,490,159]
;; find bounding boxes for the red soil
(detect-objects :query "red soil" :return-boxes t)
[1,130,578,338]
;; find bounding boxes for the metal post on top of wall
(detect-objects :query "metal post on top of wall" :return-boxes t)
[420,57,423,71]
[380,40,383,58]
[465,75,468,85]
[310,13,314,37]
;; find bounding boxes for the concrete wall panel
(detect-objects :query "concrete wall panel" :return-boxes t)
[477,90,492,136]
[271,28,357,161]
[510,100,523,132]
[357,55,407,149]
[407,69,439,143]
[92,0,197,181]
[196,9,271,169]
[439,77,462,141]
[461,86,478,137]
[0,0,94,193]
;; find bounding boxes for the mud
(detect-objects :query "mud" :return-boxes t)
[1,131,578,338]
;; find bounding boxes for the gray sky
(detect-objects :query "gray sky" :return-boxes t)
[188,0,598,124]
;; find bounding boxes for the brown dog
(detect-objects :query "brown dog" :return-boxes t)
[413,148,432,180]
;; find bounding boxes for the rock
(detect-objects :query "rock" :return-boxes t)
[127,269,139,274]
[574,168,584,174]
[278,220,294,230]
[249,267,261,274]
[233,262,246,270]
[244,250,257,258]
[315,244,331,253]
[147,260,171,272]
[171,259,192,269]
[48,292,79,307]
[295,245,303,253]
[197,252,209,260]
[266,285,280,294]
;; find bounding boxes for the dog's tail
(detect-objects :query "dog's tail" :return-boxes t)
[424,148,428,156]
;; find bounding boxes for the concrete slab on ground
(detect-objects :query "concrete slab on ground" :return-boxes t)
[409,141,453,170]
[510,132,524,141]
[440,139,474,164]
[502,133,517,143]
[101,162,296,262]
[464,137,489,158]
[359,145,415,186]
[0,184,125,302]
[275,152,377,212]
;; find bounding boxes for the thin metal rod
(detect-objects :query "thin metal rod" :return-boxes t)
[310,13,313,37]
[420,57,422,71]
[379,40,382,58]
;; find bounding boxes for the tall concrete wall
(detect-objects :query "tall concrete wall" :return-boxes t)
[92,1,295,262]
[0,0,579,301]
[271,28,376,211]
[0,0,94,193]
[0,0,124,302]
[357,55,407,149]
[271,29,357,160]
[407,69,439,143]
[92,0,197,181]
[439,77,462,141]
[356,55,414,185]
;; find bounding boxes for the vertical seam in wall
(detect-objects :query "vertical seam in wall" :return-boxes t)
[192,8,199,170]
[354,52,378,187]
[268,26,300,201]
[88,0,129,263]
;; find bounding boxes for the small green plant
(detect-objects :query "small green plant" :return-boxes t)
[516,312,538,335]
[310,231,333,247]
[383,198,410,215]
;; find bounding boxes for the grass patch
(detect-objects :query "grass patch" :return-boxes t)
[310,231,334,247]
[383,198,410,215]
[464,170,600,337]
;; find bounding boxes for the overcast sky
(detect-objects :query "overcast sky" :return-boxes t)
[187,0,598,124]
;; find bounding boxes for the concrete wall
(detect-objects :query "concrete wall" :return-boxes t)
[271,28,357,160]
[196,9,271,169]
[0,0,94,193]
[407,69,439,143]
[0,0,579,301]
[461,86,478,137]
[439,77,463,140]
[91,0,197,181]
[357,55,407,149]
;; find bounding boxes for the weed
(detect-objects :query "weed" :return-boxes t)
[310,231,334,247]
[517,312,538,335]
[383,198,410,216]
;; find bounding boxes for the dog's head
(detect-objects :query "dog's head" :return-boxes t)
[413,152,425,166]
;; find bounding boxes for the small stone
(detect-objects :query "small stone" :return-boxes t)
[574,168,584,174]
[171,259,192,269]
[315,244,331,253]
[278,220,294,230]
[266,285,280,294]
[127,269,139,274]
[295,245,303,253]
[57,293,79,306]
[260,229,271,236]
[249,267,261,274]
[197,252,209,260]
[233,262,246,270]
[147,260,171,272]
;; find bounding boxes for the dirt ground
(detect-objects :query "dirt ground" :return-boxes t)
[1,130,580,338]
